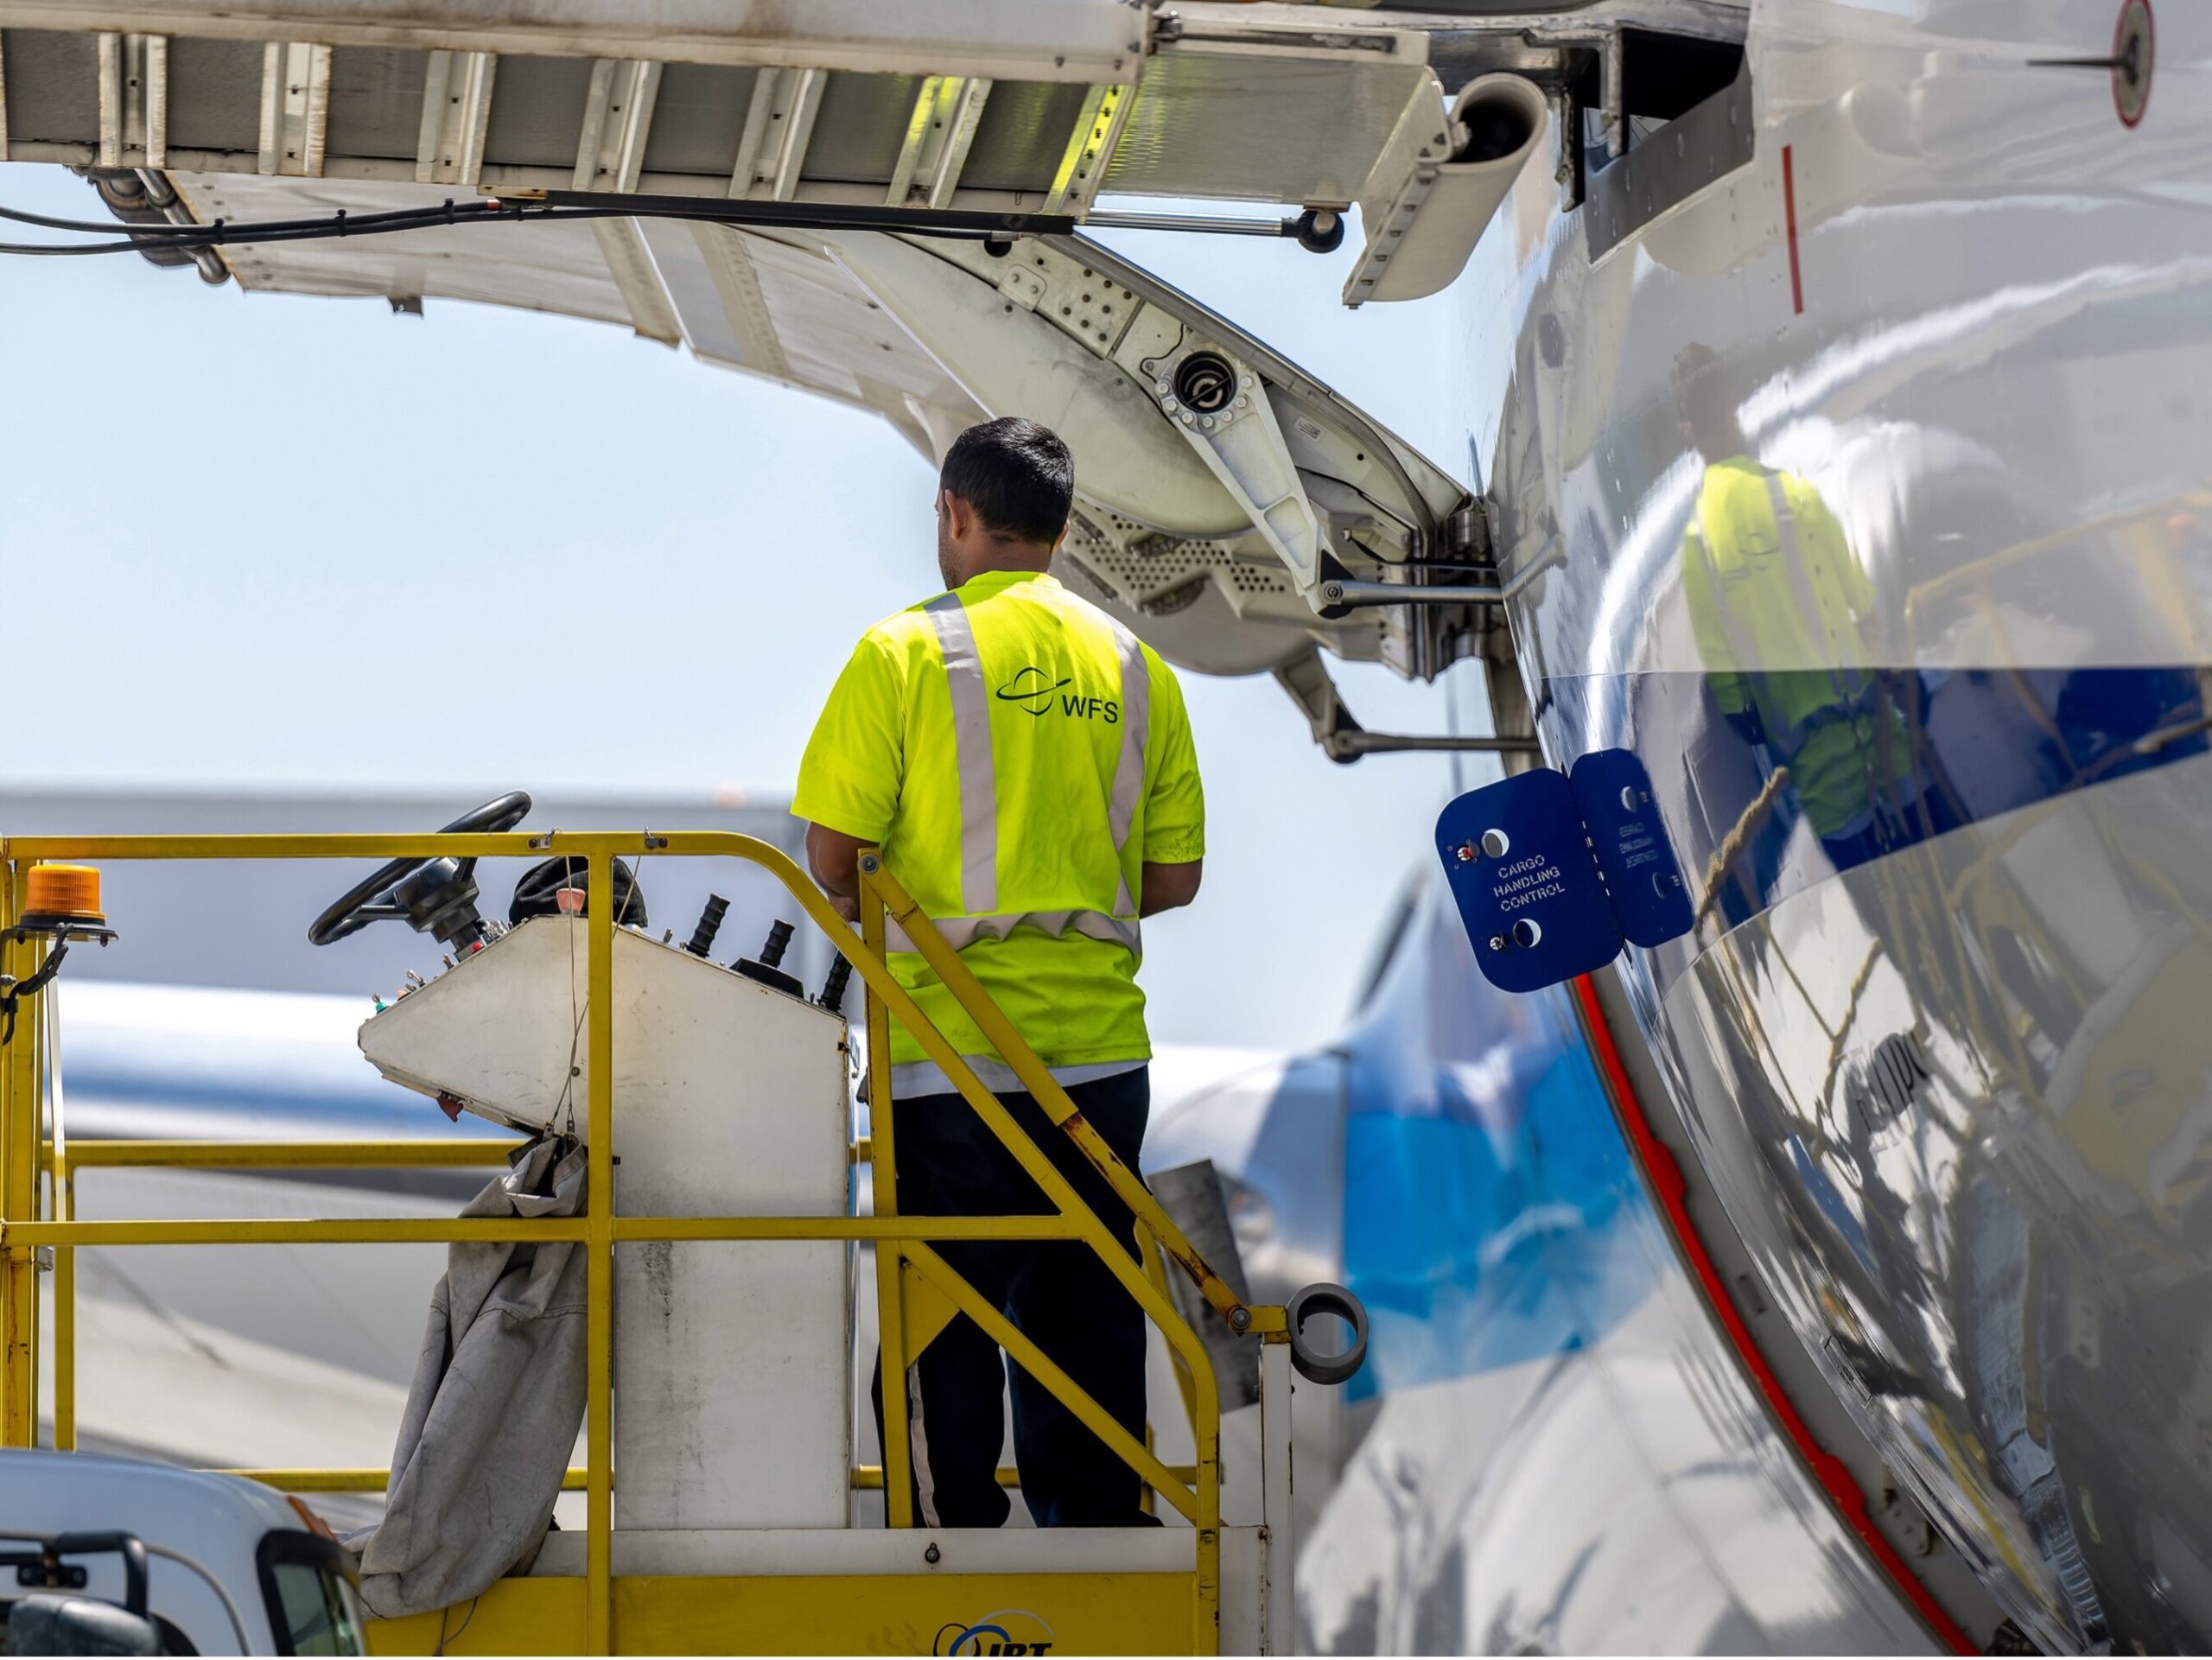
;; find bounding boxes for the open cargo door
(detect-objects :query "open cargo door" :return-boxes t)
[0,0,1746,748]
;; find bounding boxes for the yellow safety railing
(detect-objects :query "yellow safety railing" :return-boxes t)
[47,1137,1198,1515]
[0,829,1282,1656]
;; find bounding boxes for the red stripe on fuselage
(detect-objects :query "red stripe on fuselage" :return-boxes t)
[1568,973,1974,1655]
[1783,143,1805,315]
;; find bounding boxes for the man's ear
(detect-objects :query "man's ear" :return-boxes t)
[942,490,970,540]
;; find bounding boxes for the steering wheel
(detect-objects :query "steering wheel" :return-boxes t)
[307,791,532,948]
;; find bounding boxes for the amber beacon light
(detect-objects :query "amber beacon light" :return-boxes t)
[22,863,105,929]
[1,862,116,1045]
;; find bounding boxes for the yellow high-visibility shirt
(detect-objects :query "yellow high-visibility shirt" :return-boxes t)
[793,569,1205,1084]
[1680,456,1914,838]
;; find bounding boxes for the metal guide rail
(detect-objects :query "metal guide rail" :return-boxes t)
[0,828,1363,1655]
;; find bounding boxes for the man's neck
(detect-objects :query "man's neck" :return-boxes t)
[957,545,1053,585]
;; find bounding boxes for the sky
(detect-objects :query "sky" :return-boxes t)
[0,162,1501,1052]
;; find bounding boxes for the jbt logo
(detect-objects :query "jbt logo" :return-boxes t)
[995,666,1119,724]
[933,1608,1056,1655]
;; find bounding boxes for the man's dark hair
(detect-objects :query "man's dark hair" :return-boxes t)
[939,417,1074,545]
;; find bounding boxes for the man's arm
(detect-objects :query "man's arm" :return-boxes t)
[792,632,906,927]
[1136,652,1205,919]
[1140,858,1202,917]
[806,823,868,923]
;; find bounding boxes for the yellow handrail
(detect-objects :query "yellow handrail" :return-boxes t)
[3,863,40,1451]
[46,1138,524,1169]
[0,827,1252,1656]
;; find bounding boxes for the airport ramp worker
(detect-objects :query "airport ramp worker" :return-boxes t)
[794,417,1205,1529]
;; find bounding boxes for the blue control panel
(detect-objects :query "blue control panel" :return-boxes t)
[1435,769,1623,994]
[1437,754,1694,991]
[1570,749,1694,949]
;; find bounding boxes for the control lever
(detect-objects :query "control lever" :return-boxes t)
[734,919,804,998]
[818,956,852,1013]
[684,894,729,957]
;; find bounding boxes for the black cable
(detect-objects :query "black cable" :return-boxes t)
[0,236,172,256]
[0,191,1077,259]
[0,936,67,1045]
[0,197,550,255]
[0,195,484,238]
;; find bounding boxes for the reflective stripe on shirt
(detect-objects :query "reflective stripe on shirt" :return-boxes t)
[885,906,1142,957]
[921,591,1000,916]
[899,591,1149,960]
[1104,614,1150,919]
[887,1055,1145,1101]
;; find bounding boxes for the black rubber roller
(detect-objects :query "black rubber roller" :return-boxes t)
[1286,1282,1369,1387]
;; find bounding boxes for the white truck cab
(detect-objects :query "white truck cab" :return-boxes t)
[0,1450,365,1656]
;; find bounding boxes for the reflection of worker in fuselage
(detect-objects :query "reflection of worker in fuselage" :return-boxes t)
[1673,344,1945,871]
[798,417,1206,1528]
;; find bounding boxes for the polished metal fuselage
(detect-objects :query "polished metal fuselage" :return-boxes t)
[1478,0,2212,1649]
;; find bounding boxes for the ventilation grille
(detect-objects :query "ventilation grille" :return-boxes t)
[1141,577,1206,617]
[1092,538,1292,596]
[1058,552,1119,604]
[1064,519,1293,613]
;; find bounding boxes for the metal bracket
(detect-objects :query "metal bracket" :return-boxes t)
[1144,336,1328,605]
[1319,577,1501,608]
[415,48,496,186]
[1273,649,1539,762]
[1327,729,1542,759]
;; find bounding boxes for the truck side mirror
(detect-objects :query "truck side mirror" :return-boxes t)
[6,1593,161,1657]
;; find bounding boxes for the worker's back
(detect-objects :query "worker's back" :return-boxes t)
[796,568,1204,1089]
[796,415,1204,1530]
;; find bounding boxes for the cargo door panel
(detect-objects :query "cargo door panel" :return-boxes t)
[824,229,1476,679]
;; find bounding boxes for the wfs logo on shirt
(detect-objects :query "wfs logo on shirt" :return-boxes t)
[934,1609,1055,1655]
[996,665,1118,724]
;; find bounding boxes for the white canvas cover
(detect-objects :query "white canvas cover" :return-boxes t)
[346,1135,587,1619]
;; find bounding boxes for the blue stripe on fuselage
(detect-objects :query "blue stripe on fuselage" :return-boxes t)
[1551,663,2206,944]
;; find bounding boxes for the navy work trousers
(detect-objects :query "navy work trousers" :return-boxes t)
[871,1066,1156,1528]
